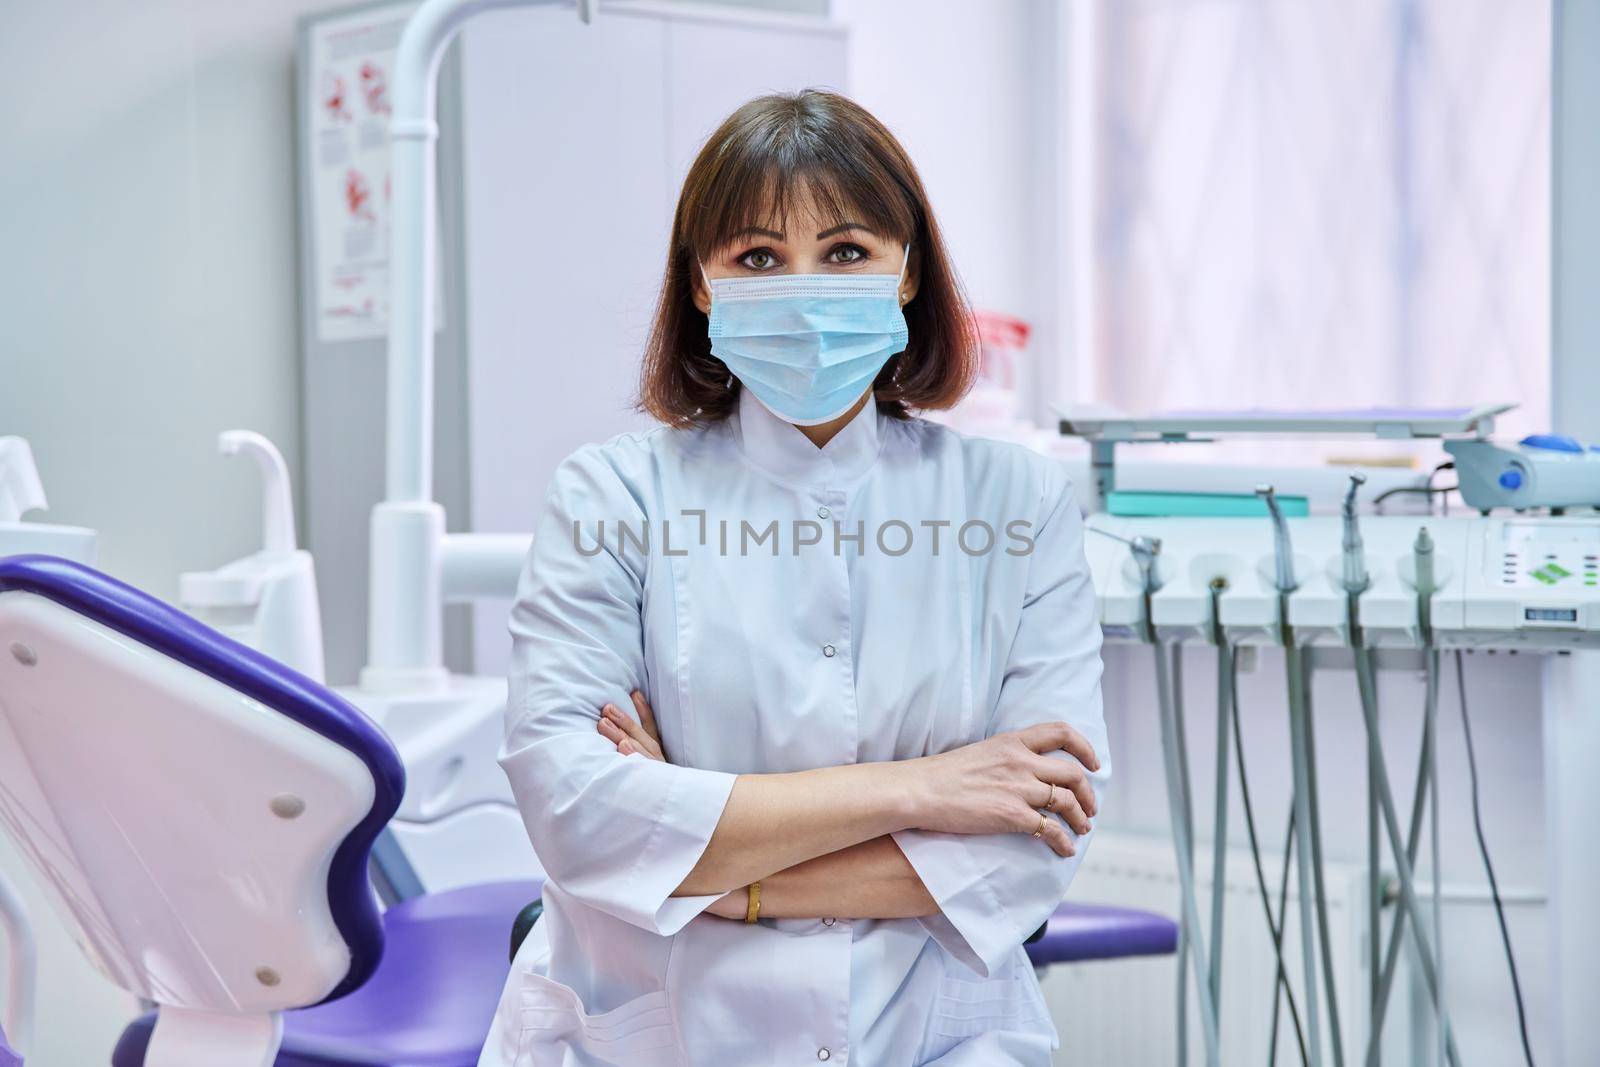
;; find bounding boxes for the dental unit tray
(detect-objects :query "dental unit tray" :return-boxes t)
[1057,404,1513,443]
[1056,404,1516,511]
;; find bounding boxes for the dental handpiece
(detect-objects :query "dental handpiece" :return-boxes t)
[1414,526,1436,638]
[1129,535,1162,595]
[1413,526,1435,596]
[1256,485,1297,593]
[1089,526,1164,594]
[1341,473,1370,594]
[1089,526,1164,642]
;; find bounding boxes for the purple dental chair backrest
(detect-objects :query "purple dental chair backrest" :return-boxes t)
[0,554,404,1015]
[0,1020,17,1067]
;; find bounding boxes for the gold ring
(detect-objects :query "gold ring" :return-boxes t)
[1032,811,1047,839]
[1045,784,1057,812]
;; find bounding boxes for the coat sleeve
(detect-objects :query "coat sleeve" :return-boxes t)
[499,444,738,936]
[891,460,1111,976]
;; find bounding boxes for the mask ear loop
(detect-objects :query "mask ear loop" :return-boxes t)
[697,259,735,387]
[886,243,913,387]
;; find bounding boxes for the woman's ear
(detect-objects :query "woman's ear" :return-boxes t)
[899,250,920,306]
[691,263,712,315]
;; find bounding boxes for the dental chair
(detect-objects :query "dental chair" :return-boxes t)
[0,554,534,1067]
[1023,901,1179,969]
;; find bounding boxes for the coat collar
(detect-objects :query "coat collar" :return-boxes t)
[732,386,885,488]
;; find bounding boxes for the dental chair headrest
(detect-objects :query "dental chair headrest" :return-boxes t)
[0,553,404,1007]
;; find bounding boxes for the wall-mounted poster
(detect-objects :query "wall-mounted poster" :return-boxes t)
[304,1,418,342]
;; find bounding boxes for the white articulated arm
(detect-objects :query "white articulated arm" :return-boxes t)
[366,0,587,688]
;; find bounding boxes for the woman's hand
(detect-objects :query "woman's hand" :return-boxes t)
[596,694,1097,858]
[596,691,667,761]
[904,723,1099,858]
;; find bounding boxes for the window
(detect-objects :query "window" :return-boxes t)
[1074,0,1550,465]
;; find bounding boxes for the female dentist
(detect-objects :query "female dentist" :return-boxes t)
[481,89,1110,1067]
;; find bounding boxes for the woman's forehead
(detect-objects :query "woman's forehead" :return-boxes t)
[721,183,893,244]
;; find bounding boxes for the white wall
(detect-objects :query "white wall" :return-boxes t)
[0,2,333,1062]
[833,0,1068,422]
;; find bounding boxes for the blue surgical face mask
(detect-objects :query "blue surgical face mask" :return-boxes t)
[703,245,911,426]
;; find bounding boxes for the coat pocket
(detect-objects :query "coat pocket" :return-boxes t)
[515,972,682,1067]
[918,961,1054,1062]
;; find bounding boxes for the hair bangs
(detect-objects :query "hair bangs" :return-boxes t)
[684,110,917,257]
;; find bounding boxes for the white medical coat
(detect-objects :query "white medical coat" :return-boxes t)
[480,387,1110,1067]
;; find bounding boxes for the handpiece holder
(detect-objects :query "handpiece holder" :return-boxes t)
[1088,526,1164,642]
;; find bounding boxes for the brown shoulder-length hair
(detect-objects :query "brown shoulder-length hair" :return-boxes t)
[637,89,979,427]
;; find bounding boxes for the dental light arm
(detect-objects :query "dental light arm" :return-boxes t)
[368,0,591,689]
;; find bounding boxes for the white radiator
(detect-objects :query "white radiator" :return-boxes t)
[1038,833,1385,1066]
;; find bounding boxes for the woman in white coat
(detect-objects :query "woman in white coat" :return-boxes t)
[480,89,1110,1067]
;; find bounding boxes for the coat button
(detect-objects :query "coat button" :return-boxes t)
[817,1050,831,1061]
[822,644,836,658]
[823,917,835,926]
[817,505,831,519]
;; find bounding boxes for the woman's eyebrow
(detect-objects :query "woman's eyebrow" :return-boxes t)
[816,221,872,239]
[730,225,786,241]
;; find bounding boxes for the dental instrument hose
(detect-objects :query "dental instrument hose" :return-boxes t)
[1258,485,1325,1067]
[1356,524,1459,1067]
[1357,645,1460,1067]
[1173,646,1196,1067]
[1299,660,1346,1067]
[1454,651,1536,1067]
[1154,638,1222,1067]
[1109,529,1222,1066]
[1415,530,1446,1067]
[1226,644,1309,1067]
[1207,583,1232,1023]
[1339,472,1382,1043]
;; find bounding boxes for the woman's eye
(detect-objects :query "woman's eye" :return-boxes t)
[739,249,777,271]
[827,244,867,265]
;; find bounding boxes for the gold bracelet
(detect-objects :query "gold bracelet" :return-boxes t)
[744,881,762,924]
